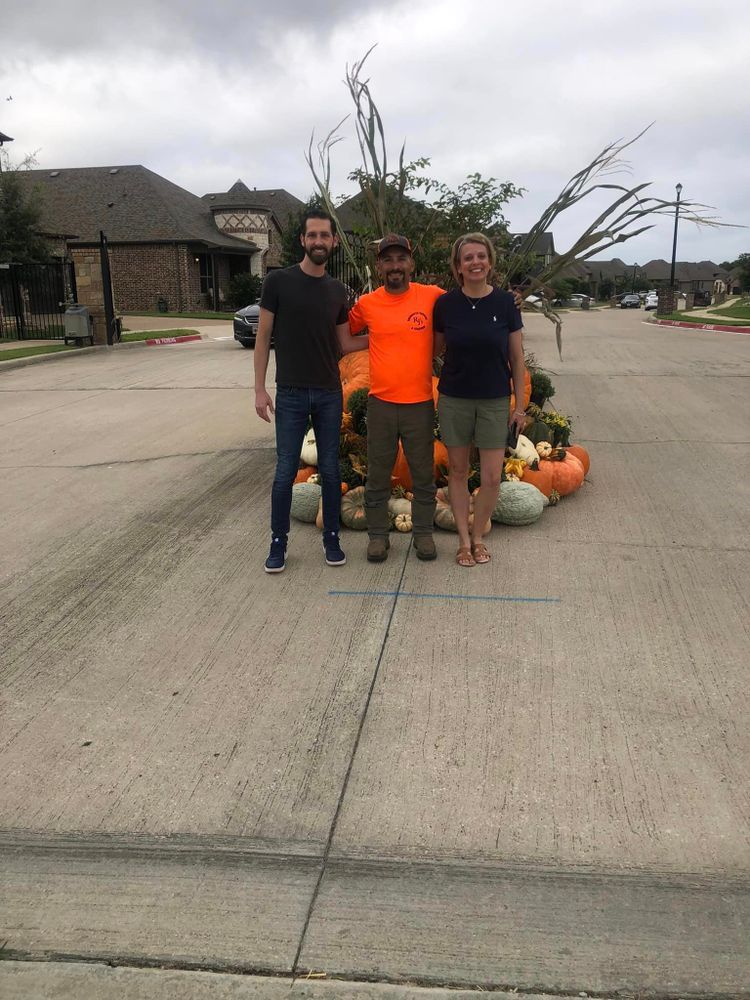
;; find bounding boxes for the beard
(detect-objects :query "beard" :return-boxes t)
[306,245,332,265]
[385,271,406,286]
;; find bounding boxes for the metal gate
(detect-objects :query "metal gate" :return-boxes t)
[328,234,370,303]
[0,261,77,340]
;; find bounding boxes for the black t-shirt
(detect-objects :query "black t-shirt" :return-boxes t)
[434,287,523,399]
[259,265,349,391]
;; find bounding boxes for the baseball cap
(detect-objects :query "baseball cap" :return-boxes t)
[377,233,412,256]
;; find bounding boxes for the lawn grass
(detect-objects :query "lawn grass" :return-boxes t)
[0,344,77,361]
[121,329,198,342]
[121,310,234,320]
[705,302,750,320]
[655,312,750,327]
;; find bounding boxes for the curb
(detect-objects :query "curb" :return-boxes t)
[651,318,750,335]
[144,334,204,346]
[0,334,206,373]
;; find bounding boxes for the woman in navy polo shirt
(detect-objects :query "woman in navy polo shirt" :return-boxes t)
[433,233,527,567]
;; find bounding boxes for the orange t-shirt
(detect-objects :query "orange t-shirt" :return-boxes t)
[348,283,445,403]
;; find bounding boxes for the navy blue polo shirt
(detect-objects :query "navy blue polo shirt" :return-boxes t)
[434,287,523,398]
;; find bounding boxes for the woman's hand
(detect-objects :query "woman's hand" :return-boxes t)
[509,407,526,433]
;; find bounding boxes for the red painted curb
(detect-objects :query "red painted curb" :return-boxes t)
[653,319,750,335]
[144,334,204,347]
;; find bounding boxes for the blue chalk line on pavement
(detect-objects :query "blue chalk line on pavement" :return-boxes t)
[329,590,560,603]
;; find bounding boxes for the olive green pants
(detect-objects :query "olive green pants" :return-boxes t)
[365,395,436,537]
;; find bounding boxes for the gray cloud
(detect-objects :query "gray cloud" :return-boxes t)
[1,0,747,263]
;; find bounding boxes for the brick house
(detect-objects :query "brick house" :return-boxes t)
[201,180,304,273]
[21,165,271,312]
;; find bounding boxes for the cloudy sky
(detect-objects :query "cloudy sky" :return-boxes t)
[2,0,748,265]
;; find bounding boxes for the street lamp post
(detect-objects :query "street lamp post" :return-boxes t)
[631,262,638,293]
[669,182,683,290]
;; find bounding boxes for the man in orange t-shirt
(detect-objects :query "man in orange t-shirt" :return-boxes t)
[348,235,445,562]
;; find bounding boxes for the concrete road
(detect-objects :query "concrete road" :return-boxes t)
[0,310,748,998]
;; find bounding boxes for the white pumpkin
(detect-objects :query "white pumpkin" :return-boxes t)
[300,428,317,466]
[388,497,412,517]
[509,433,539,469]
[394,513,412,532]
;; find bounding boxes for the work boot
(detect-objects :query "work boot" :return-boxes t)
[366,536,390,562]
[413,533,437,561]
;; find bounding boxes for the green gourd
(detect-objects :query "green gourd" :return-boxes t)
[290,482,322,523]
[491,481,545,526]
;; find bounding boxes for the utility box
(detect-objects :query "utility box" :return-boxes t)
[64,304,94,346]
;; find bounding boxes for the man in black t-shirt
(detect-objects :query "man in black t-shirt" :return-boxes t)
[254,209,368,574]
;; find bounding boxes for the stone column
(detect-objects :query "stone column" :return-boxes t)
[73,250,108,345]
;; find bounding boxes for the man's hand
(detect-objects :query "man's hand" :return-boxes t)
[255,387,275,422]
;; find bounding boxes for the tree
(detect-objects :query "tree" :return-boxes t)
[307,48,730,354]
[0,151,50,264]
[727,253,750,292]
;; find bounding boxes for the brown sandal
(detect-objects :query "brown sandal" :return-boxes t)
[471,541,491,564]
[456,546,476,568]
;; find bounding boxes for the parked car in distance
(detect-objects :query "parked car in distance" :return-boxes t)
[644,292,659,311]
[620,294,641,308]
[569,293,592,305]
[233,303,261,348]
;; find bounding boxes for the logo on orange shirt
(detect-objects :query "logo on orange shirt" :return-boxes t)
[407,311,428,332]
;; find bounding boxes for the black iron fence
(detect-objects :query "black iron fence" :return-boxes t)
[0,261,77,340]
[328,235,370,304]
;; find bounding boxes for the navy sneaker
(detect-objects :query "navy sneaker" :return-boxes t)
[264,535,287,573]
[323,530,346,567]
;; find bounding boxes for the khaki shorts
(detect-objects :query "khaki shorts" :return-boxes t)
[437,394,511,449]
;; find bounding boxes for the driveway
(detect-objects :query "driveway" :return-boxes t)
[1,312,748,998]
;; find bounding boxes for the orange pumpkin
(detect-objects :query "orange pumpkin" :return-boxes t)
[339,354,370,406]
[432,439,449,480]
[391,438,448,489]
[294,466,317,484]
[509,367,532,414]
[549,454,584,496]
[566,444,590,476]
[341,482,349,495]
[521,462,554,498]
[391,443,412,490]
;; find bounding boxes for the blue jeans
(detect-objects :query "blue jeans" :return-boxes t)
[271,385,343,537]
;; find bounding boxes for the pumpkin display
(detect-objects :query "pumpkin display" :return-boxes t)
[503,457,527,479]
[300,428,317,466]
[290,482,322,523]
[509,434,539,468]
[394,513,412,532]
[388,496,412,517]
[392,439,450,490]
[434,487,457,531]
[536,441,553,459]
[509,367,532,414]
[566,444,590,476]
[339,354,370,405]
[340,486,368,530]
[549,454,584,496]
[522,419,553,446]
[521,461,555,498]
[491,480,545,525]
[294,466,317,484]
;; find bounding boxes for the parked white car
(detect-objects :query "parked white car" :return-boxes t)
[644,293,659,311]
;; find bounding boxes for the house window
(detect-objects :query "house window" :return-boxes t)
[196,253,213,295]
